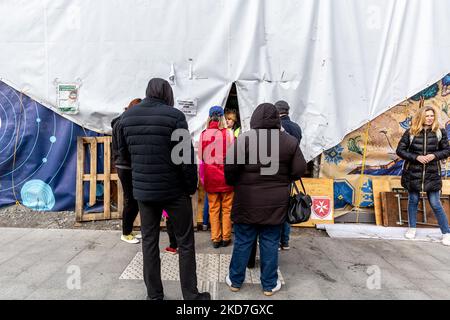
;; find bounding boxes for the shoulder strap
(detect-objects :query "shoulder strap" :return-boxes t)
[436,129,442,142]
[291,178,307,195]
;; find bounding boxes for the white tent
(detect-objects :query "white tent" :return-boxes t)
[1,0,450,161]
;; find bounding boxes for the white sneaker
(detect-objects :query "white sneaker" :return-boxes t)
[225,275,240,292]
[405,228,417,240]
[263,279,282,296]
[121,234,140,244]
[442,234,450,246]
[133,233,142,239]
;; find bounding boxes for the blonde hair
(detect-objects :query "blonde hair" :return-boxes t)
[206,115,227,130]
[410,106,440,136]
[225,111,237,122]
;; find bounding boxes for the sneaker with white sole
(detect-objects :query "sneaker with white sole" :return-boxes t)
[443,233,450,246]
[121,234,139,244]
[225,275,240,292]
[263,279,282,296]
[132,232,142,239]
[404,228,417,240]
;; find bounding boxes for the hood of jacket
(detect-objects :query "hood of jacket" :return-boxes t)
[250,103,281,129]
[111,116,121,129]
[145,78,174,107]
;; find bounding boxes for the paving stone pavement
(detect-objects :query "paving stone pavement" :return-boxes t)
[0,227,449,300]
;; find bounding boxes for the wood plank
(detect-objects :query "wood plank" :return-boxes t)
[75,137,85,222]
[372,177,402,226]
[103,137,111,219]
[83,173,119,181]
[380,192,389,227]
[89,140,97,207]
[80,212,122,222]
[94,136,110,143]
[82,137,96,144]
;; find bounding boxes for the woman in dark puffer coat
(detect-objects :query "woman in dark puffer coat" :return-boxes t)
[224,103,306,296]
[396,106,450,245]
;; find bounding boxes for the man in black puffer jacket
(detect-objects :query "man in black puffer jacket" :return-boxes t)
[274,100,302,251]
[118,78,210,300]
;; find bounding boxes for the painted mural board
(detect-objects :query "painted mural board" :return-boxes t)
[321,74,450,214]
[293,178,334,228]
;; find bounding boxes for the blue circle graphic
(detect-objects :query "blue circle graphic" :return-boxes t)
[20,180,56,211]
[50,136,56,143]
[36,118,41,123]
[42,158,47,163]
[96,183,104,197]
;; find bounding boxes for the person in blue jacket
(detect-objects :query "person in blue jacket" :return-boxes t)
[275,100,302,250]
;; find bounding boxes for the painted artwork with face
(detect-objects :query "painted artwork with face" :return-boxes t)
[321,74,450,210]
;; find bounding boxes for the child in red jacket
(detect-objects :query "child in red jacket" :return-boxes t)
[199,106,234,248]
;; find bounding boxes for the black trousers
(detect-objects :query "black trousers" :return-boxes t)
[138,195,199,300]
[117,168,139,235]
[166,218,178,249]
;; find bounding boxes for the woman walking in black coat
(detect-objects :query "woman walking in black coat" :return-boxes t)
[224,103,306,296]
[396,106,450,246]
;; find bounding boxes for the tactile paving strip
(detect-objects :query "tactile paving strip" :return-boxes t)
[120,252,285,285]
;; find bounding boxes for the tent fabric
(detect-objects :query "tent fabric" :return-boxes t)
[1,0,450,161]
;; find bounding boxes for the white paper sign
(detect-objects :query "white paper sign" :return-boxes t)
[177,99,198,116]
[57,83,80,114]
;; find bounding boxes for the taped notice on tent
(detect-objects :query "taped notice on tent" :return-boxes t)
[57,83,80,114]
[177,99,198,116]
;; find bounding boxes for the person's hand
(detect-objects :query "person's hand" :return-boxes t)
[425,154,436,162]
[416,155,428,164]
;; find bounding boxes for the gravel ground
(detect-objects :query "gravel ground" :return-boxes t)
[0,204,329,236]
[0,204,122,230]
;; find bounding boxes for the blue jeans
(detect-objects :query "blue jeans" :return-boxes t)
[203,194,209,226]
[229,223,282,291]
[408,191,450,234]
[280,221,290,245]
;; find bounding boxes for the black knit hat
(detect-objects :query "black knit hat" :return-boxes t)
[275,100,290,114]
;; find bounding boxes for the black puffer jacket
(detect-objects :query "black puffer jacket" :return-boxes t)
[225,103,306,225]
[118,78,197,202]
[396,128,450,192]
[111,116,130,168]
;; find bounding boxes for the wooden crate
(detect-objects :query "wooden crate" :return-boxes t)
[76,136,123,222]
[75,136,187,229]
[380,191,450,227]
[373,177,450,226]
[372,177,402,226]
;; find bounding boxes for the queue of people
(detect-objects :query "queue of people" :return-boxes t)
[111,78,450,301]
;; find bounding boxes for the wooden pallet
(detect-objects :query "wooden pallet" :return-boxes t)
[75,136,184,229]
[76,136,123,222]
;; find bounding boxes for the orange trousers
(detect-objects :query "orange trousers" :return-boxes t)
[207,192,234,242]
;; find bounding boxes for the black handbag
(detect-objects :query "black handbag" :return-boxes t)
[287,179,312,224]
